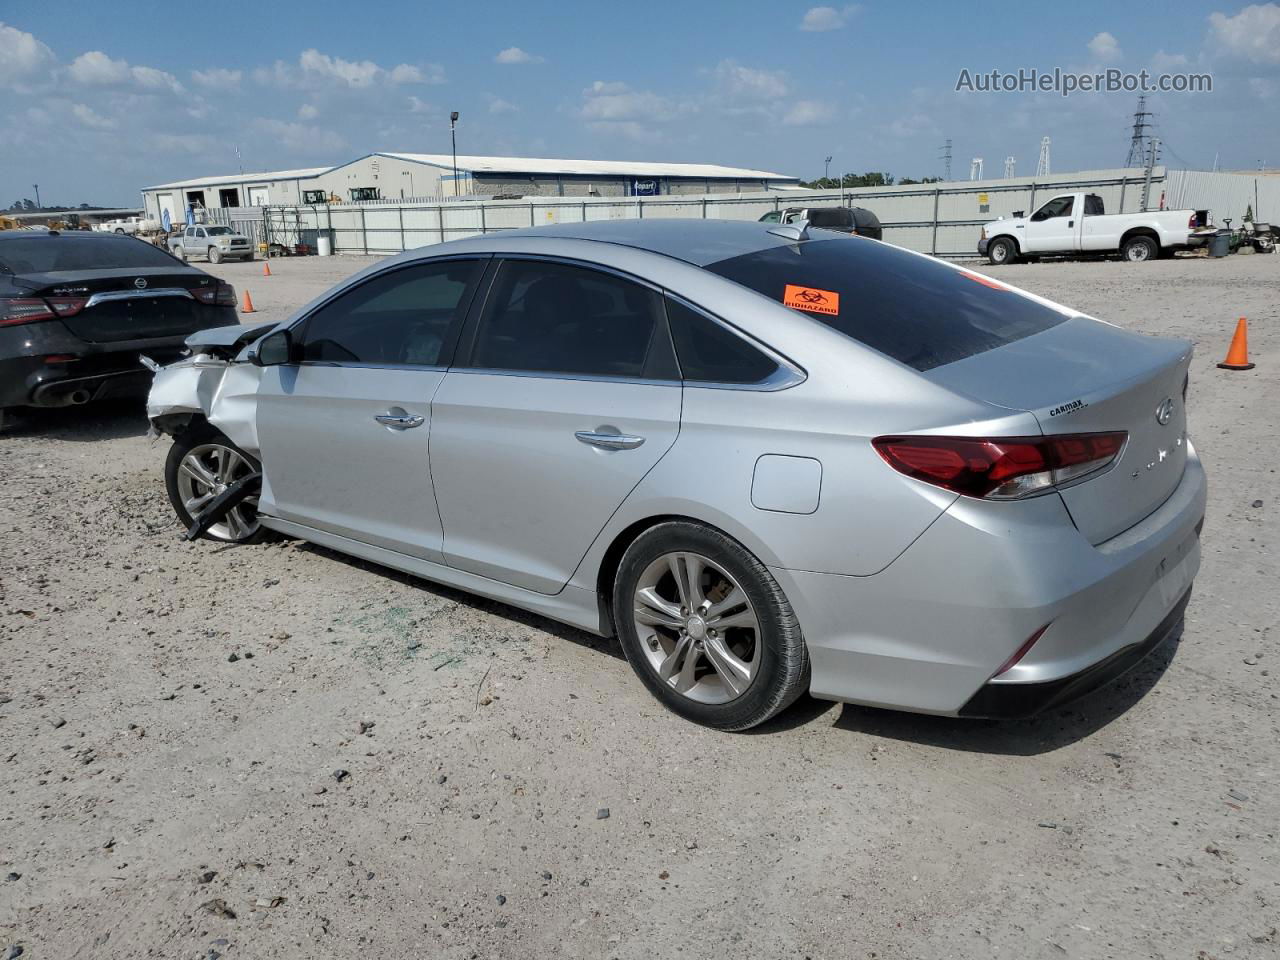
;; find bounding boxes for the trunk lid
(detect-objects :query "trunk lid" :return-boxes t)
[926,316,1192,544]
[19,268,223,342]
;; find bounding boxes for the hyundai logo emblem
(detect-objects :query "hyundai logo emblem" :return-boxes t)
[1155,398,1175,426]
[134,277,147,290]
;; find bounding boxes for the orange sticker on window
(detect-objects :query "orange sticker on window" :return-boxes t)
[783,284,840,315]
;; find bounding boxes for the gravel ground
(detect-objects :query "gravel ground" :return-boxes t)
[1,250,1277,959]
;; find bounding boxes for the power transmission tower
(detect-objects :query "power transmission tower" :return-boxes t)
[939,139,952,181]
[1124,95,1154,168]
[1003,156,1016,178]
[969,157,984,180]
[1036,137,1051,177]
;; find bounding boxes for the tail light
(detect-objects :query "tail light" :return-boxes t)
[872,432,1128,500]
[192,281,236,307]
[0,298,57,327]
[1188,212,1197,229]
[46,297,88,317]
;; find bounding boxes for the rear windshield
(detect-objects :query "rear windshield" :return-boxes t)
[705,237,1068,371]
[806,208,852,228]
[0,236,178,275]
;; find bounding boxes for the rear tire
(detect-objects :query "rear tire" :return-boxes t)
[173,246,186,261]
[612,521,809,731]
[164,424,267,544]
[988,237,1017,265]
[1121,235,1157,262]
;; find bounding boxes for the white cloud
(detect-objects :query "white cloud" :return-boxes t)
[488,97,518,114]
[712,60,789,100]
[799,5,859,32]
[888,112,938,138]
[1208,3,1280,65]
[495,46,544,64]
[67,50,183,93]
[581,80,677,121]
[407,95,434,114]
[783,100,835,126]
[191,67,242,91]
[259,49,444,89]
[71,103,117,130]
[1151,50,1189,71]
[1088,31,1122,61]
[250,117,347,153]
[0,22,54,84]
[298,103,319,119]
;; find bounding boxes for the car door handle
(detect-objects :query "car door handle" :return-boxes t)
[1068,220,1075,228]
[374,413,425,429]
[575,430,645,450]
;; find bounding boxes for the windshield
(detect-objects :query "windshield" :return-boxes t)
[0,236,179,275]
[205,226,235,236]
[705,237,1068,371]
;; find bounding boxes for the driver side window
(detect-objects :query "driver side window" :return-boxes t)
[1032,196,1074,221]
[298,259,484,366]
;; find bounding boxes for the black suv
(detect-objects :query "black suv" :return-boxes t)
[759,206,883,240]
[0,232,239,430]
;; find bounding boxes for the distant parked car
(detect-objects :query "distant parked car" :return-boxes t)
[97,216,145,235]
[759,206,883,240]
[168,225,254,264]
[0,231,238,431]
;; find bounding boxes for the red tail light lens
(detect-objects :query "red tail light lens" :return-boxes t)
[46,297,88,317]
[1187,212,1197,229]
[872,432,1127,499]
[0,298,58,326]
[193,282,236,306]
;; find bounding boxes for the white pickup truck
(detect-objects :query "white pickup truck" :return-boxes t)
[978,192,1200,265]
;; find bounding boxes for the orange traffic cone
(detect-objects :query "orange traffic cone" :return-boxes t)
[262,261,272,277]
[241,290,256,314]
[1217,317,1255,371]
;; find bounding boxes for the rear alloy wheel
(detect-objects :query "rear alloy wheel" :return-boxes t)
[1122,235,1157,262]
[208,246,224,264]
[613,522,809,730]
[165,427,265,543]
[988,237,1017,265]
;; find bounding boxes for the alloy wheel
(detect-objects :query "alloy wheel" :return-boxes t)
[174,442,260,541]
[632,551,760,704]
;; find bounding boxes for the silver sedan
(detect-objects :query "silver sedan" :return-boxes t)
[147,220,1206,730]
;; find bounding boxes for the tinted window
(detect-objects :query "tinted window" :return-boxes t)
[666,298,779,384]
[0,236,179,274]
[1084,194,1105,216]
[467,260,677,379]
[299,259,482,366]
[807,208,853,229]
[206,226,233,236]
[705,237,1067,372]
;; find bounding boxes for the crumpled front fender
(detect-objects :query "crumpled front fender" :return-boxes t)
[146,357,263,456]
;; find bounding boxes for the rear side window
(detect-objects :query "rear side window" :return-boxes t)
[665,298,779,385]
[466,259,677,379]
[705,237,1067,372]
[0,237,178,274]
[299,259,482,366]
[807,208,852,229]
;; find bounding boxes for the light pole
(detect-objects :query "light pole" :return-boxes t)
[450,111,459,198]
[33,184,41,208]
[824,156,832,184]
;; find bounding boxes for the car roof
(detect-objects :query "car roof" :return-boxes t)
[479,219,799,267]
[0,231,137,241]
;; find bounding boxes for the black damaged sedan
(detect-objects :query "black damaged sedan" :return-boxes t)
[0,231,239,430]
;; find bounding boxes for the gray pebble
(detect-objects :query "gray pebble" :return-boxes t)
[4,873,19,882]
[436,774,447,785]
[1038,821,1058,829]
[49,717,66,729]
[596,808,610,820]
[1252,499,1264,508]
[332,769,350,782]
[227,652,240,663]
[1228,789,1249,802]
[495,894,507,905]
[8,946,24,959]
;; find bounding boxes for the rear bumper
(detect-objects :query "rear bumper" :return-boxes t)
[772,442,1206,717]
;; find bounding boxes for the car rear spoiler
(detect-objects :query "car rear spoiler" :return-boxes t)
[185,321,277,359]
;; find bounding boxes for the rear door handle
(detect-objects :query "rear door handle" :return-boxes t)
[374,413,425,429]
[575,430,645,450]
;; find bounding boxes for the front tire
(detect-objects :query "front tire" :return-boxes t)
[207,246,223,264]
[612,521,809,731]
[165,425,266,543]
[988,237,1017,265]
[1121,235,1157,262]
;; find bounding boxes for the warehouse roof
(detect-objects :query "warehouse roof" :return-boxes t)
[376,153,796,180]
[144,167,332,190]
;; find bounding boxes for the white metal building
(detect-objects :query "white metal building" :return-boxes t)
[141,153,799,217]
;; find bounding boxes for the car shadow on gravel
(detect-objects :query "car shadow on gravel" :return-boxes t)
[2,399,150,441]
[294,541,627,660]
[828,623,1184,755]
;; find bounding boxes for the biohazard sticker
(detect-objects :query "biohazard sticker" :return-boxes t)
[783,284,840,316]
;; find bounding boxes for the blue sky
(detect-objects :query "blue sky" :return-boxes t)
[2,1,1278,206]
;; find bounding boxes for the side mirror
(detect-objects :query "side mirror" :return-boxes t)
[248,329,292,366]
[1011,210,1024,218]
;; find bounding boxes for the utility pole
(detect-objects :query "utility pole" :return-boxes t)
[32,184,41,208]
[1124,95,1154,168]
[939,139,952,181]
[824,155,832,183]
[1036,137,1051,177]
[1140,137,1160,211]
[450,111,460,198]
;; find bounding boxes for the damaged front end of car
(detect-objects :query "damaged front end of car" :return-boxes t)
[144,321,275,454]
